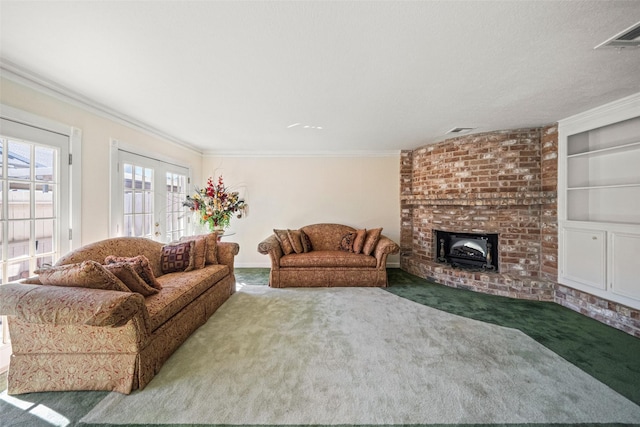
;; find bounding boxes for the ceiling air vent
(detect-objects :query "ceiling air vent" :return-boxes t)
[447,127,475,134]
[594,21,640,50]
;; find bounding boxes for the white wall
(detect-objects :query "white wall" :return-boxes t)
[202,155,401,267]
[0,77,401,266]
[0,77,204,246]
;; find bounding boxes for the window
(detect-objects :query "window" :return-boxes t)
[0,111,79,372]
[111,145,190,243]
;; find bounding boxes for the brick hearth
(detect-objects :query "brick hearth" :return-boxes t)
[400,125,640,337]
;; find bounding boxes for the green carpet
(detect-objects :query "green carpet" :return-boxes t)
[1,268,639,427]
[383,269,640,407]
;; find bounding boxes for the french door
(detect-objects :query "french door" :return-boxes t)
[0,117,72,371]
[112,149,189,243]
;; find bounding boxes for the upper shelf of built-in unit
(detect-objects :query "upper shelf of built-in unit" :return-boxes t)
[567,140,640,159]
[565,115,640,225]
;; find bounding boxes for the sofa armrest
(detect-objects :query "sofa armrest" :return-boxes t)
[257,235,283,269]
[373,235,400,269]
[0,283,149,328]
[217,241,240,274]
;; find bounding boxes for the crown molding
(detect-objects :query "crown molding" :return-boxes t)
[0,59,203,155]
[557,91,640,135]
[203,149,401,158]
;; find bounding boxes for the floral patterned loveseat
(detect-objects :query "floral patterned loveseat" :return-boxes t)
[0,235,238,395]
[258,223,399,288]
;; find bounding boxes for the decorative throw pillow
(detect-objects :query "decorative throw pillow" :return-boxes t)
[287,229,304,254]
[353,229,367,254]
[300,229,313,253]
[104,262,159,296]
[339,232,357,252]
[362,228,383,256]
[37,260,130,292]
[160,241,195,274]
[273,229,294,255]
[105,255,162,289]
[202,233,218,265]
[178,235,208,270]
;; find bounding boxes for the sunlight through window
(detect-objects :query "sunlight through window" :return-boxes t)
[1,391,70,426]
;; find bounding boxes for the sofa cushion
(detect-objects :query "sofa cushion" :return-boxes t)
[177,235,207,269]
[104,262,159,296]
[180,233,219,265]
[55,237,165,279]
[274,229,294,255]
[287,229,304,254]
[105,255,163,290]
[279,251,377,268]
[145,264,229,331]
[353,229,366,254]
[339,232,357,252]
[161,241,195,274]
[36,261,131,292]
[300,230,313,253]
[362,228,383,256]
[203,234,219,265]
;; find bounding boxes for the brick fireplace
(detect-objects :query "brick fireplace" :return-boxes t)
[400,127,558,301]
[400,125,640,337]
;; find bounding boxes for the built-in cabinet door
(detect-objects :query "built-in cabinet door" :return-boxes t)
[562,227,607,290]
[610,231,640,300]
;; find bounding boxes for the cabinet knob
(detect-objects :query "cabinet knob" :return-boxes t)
[592,236,597,240]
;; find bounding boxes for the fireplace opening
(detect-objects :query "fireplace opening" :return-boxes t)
[434,230,499,271]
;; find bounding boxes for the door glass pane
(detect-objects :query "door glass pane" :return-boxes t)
[135,191,143,213]
[8,220,30,259]
[124,190,133,214]
[144,214,152,236]
[36,254,54,271]
[124,164,133,189]
[35,219,54,255]
[134,166,143,189]
[35,183,54,218]
[8,182,30,219]
[134,215,143,236]
[124,215,133,236]
[145,191,152,212]
[35,146,55,182]
[7,260,29,282]
[7,141,30,180]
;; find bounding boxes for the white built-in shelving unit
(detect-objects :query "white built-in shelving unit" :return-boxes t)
[558,92,640,309]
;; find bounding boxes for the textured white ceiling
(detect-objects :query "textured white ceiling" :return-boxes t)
[1,1,640,155]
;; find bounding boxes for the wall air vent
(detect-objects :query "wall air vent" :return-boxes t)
[594,21,640,50]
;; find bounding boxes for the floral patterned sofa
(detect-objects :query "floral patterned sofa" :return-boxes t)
[258,223,399,288]
[0,235,239,395]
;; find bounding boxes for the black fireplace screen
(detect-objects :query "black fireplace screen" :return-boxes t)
[435,230,499,271]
